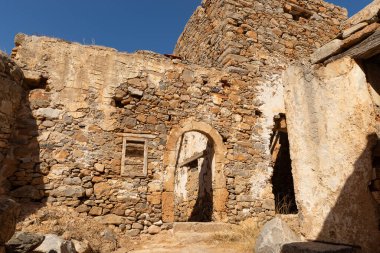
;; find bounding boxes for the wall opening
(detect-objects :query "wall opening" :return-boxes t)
[174,131,214,222]
[270,114,298,214]
[162,120,227,223]
[119,133,156,178]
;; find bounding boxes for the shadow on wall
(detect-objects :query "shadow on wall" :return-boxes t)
[189,139,214,222]
[6,86,44,218]
[282,134,380,252]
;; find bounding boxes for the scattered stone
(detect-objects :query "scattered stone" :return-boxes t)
[5,232,44,253]
[33,234,75,253]
[126,229,140,237]
[147,225,161,235]
[89,206,103,216]
[72,239,93,253]
[132,223,144,230]
[128,87,143,97]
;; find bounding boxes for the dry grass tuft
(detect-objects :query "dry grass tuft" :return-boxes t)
[213,218,261,252]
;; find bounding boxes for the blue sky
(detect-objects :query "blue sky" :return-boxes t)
[0,0,373,55]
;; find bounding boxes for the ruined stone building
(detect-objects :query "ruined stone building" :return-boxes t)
[0,0,379,252]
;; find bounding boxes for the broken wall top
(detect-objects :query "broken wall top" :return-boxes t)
[310,1,380,64]
[174,0,347,74]
[11,34,257,132]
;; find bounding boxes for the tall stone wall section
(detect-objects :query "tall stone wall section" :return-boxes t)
[9,34,277,235]
[283,58,380,253]
[0,52,24,195]
[175,2,348,218]
[175,0,347,71]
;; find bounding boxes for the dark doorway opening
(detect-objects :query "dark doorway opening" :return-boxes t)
[270,115,298,214]
[189,139,213,222]
[175,131,214,222]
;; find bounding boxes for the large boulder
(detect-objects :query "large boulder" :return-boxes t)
[33,234,75,253]
[5,232,44,253]
[255,217,301,253]
[0,197,20,244]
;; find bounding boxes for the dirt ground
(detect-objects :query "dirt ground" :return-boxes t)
[15,203,259,253]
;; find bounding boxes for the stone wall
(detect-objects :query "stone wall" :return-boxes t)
[175,0,347,71]
[0,52,24,196]
[174,2,348,215]
[9,34,277,235]
[283,57,380,252]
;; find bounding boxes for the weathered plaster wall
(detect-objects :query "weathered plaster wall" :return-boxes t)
[9,34,277,235]
[0,52,24,195]
[283,57,380,252]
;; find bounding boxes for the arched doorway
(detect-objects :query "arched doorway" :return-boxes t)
[162,120,228,222]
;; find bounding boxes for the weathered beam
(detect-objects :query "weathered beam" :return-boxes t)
[326,28,380,63]
[178,150,206,167]
[284,4,313,19]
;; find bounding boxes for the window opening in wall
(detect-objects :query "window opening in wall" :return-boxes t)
[270,114,298,214]
[24,74,48,90]
[120,133,155,178]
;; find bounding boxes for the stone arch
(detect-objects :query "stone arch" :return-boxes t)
[162,120,228,222]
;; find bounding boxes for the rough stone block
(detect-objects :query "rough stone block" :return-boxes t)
[310,39,344,64]
[0,197,20,244]
[94,214,125,225]
[52,186,85,198]
[11,185,42,200]
[342,22,368,39]
[162,192,174,222]
[256,217,301,253]
[5,232,44,253]
[34,234,75,253]
[342,22,380,49]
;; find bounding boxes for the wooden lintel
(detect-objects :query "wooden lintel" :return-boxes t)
[326,28,380,63]
[178,150,206,167]
[284,4,313,19]
[116,133,156,139]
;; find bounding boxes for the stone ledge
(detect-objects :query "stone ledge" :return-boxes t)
[281,242,359,253]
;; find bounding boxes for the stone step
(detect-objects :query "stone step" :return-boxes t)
[281,242,360,253]
[173,222,236,234]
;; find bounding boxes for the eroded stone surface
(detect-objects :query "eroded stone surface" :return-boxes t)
[5,232,44,253]
[0,197,20,244]
[283,57,380,253]
[255,217,301,253]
